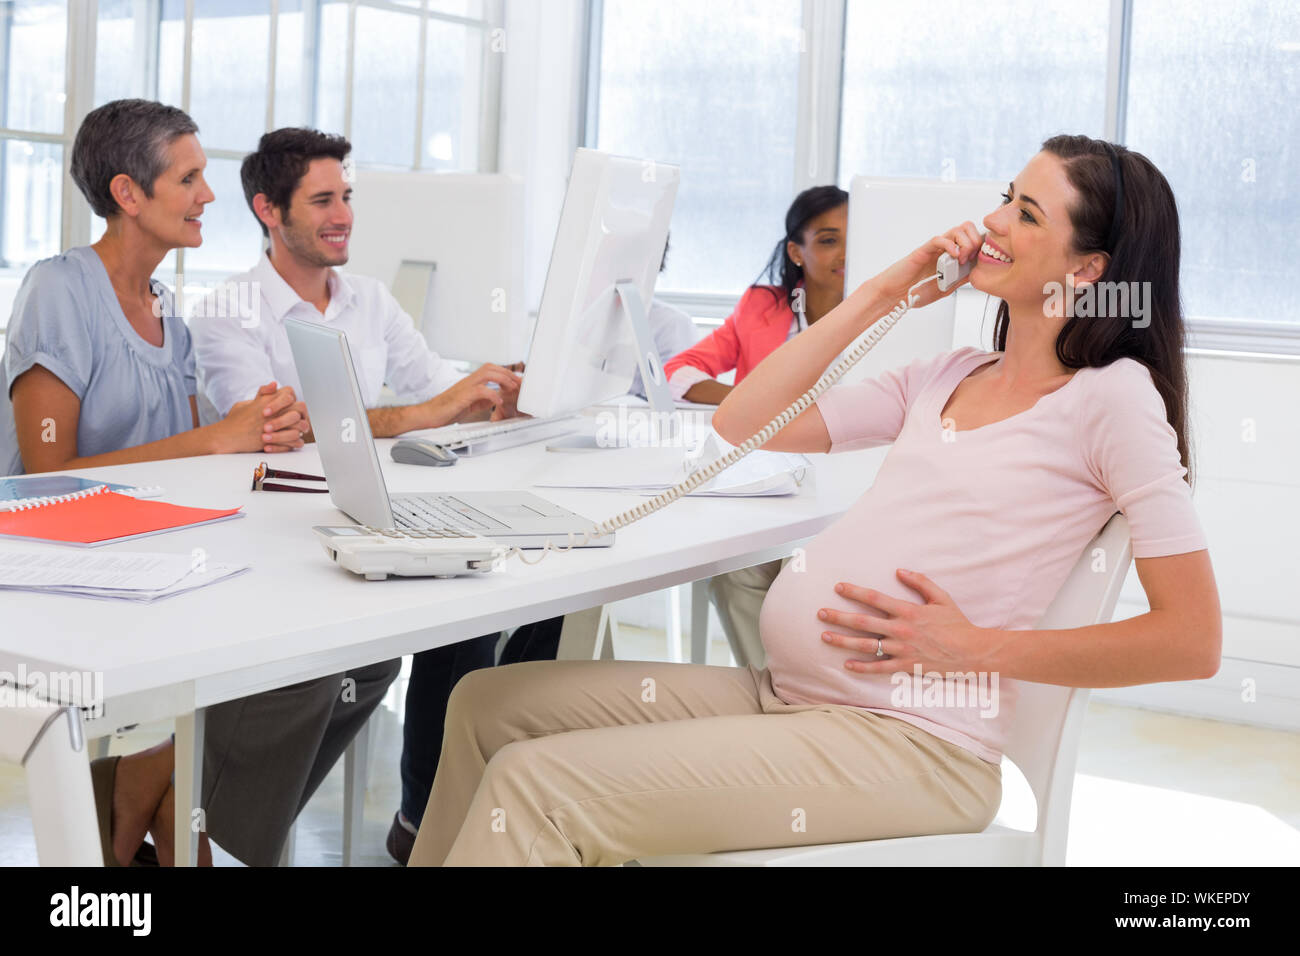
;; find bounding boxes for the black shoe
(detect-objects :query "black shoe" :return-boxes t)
[386,812,416,866]
[132,841,159,867]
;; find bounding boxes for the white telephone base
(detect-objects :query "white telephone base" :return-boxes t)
[314,526,505,580]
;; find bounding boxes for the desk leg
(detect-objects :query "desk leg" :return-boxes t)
[556,607,606,660]
[665,586,683,663]
[342,715,371,868]
[690,579,711,665]
[174,708,205,868]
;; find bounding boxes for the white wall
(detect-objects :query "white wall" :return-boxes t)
[498,0,587,317]
[1095,352,1300,730]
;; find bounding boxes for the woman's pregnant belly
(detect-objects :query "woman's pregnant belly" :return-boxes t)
[759,516,924,707]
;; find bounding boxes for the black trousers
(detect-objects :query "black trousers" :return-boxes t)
[204,658,402,865]
[398,617,563,827]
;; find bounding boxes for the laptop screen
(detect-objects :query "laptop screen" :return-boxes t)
[283,318,396,528]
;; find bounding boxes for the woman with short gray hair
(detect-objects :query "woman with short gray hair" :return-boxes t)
[0,100,399,868]
[1,98,309,477]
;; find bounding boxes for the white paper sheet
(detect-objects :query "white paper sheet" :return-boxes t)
[0,549,193,590]
[0,549,249,602]
[529,434,811,498]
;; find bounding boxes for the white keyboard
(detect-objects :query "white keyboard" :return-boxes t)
[391,495,500,533]
[414,416,582,455]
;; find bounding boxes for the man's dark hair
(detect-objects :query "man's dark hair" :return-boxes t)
[240,128,352,237]
[70,99,199,218]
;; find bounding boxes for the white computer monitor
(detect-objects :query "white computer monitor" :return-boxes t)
[517,148,680,420]
[843,176,1005,384]
[344,171,528,364]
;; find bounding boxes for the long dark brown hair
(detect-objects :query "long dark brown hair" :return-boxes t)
[994,134,1192,485]
[754,185,849,309]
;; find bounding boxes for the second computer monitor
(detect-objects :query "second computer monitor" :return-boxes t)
[843,176,1004,385]
[345,171,528,365]
[517,148,680,419]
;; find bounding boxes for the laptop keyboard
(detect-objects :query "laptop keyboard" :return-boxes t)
[392,495,503,533]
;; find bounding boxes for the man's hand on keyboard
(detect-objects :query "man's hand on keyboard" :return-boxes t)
[488,361,526,421]
[426,363,524,427]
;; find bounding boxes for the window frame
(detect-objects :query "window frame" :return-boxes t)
[0,0,77,271]
[0,0,503,303]
[582,0,1298,352]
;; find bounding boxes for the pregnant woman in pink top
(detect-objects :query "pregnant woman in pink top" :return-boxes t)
[407,134,1221,867]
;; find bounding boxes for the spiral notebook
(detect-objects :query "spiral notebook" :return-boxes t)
[0,485,243,547]
[0,474,163,510]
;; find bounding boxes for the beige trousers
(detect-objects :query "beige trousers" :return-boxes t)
[708,559,785,668]
[408,660,1001,867]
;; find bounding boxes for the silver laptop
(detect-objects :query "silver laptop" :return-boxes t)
[284,318,612,549]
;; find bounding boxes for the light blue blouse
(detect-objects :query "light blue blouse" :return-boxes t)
[1,245,196,476]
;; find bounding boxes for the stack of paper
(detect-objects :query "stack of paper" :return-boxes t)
[0,549,249,603]
[531,432,812,498]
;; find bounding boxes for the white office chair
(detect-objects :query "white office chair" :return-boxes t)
[1,697,103,866]
[636,512,1132,867]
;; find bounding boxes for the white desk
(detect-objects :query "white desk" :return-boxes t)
[0,436,885,864]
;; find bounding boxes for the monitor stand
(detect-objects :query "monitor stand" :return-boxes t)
[546,280,686,452]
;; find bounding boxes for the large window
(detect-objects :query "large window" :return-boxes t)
[839,0,1298,334]
[0,0,499,324]
[588,0,1298,347]
[839,1,1109,182]
[586,0,803,299]
[1125,0,1299,332]
[0,1,67,276]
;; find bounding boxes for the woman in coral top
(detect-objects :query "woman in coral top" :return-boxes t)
[408,135,1221,867]
[667,186,849,667]
[663,184,848,405]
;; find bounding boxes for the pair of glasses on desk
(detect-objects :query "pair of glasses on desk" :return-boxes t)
[251,461,329,493]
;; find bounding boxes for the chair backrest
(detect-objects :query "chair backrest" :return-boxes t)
[1001,512,1132,864]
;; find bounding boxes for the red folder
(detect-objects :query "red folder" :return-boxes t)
[0,486,242,546]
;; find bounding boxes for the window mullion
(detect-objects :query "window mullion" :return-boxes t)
[266,0,279,133]
[62,0,98,250]
[303,0,318,125]
[181,0,194,111]
[579,0,601,149]
[343,0,357,141]
[476,0,503,172]
[413,0,427,169]
[1104,0,1133,143]
[135,0,161,98]
[793,0,844,191]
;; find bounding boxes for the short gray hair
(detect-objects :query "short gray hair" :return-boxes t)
[70,99,199,218]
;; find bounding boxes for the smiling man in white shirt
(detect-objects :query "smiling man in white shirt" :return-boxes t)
[190,127,544,867]
[191,128,522,434]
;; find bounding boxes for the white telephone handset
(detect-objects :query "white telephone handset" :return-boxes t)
[502,252,975,567]
[936,251,975,292]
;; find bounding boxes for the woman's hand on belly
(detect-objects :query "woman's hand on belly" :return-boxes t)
[816,569,994,675]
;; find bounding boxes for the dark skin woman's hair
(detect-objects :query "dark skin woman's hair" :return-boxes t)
[994,134,1192,485]
[753,184,849,308]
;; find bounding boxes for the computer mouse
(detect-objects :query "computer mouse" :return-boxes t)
[391,439,458,467]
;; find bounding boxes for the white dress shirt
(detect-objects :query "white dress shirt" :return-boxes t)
[191,252,463,425]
